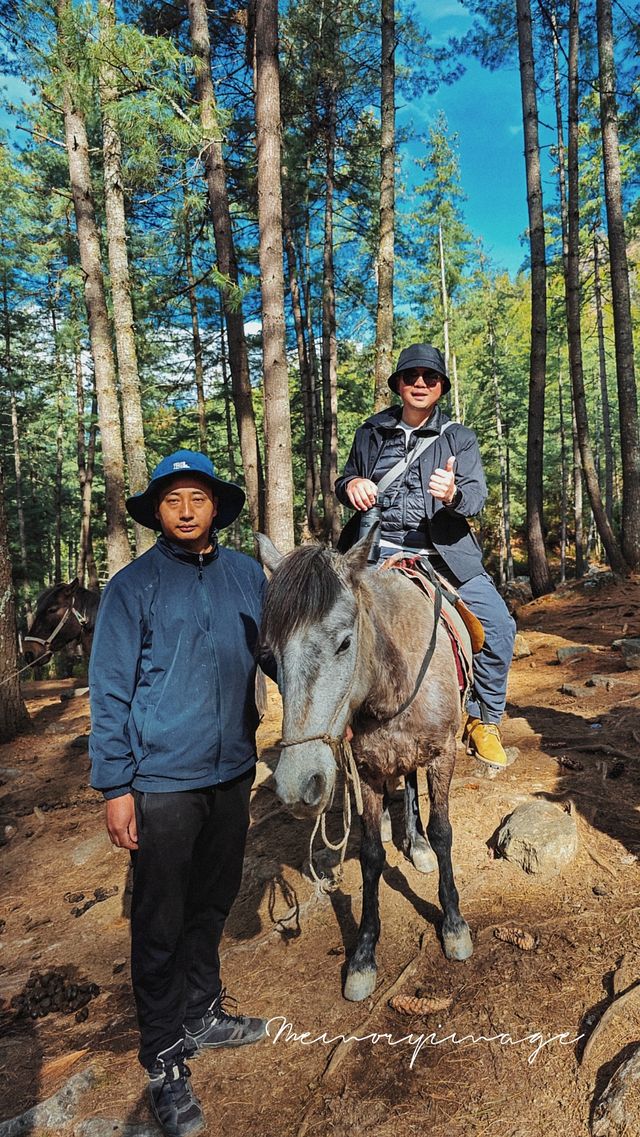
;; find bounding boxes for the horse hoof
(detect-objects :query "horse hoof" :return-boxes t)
[409,837,437,874]
[443,923,473,961]
[380,812,392,844]
[344,968,377,1001]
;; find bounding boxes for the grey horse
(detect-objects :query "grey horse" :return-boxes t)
[258,531,472,1002]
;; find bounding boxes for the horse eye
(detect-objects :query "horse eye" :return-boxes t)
[336,636,351,655]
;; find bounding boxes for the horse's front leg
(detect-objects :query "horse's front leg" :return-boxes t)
[344,782,385,1002]
[426,743,473,961]
[403,770,437,874]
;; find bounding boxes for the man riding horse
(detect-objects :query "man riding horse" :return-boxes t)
[335,342,516,768]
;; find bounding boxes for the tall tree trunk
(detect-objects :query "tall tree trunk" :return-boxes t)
[57,0,130,577]
[187,0,264,533]
[51,301,64,583]
[2,273,29,596]
[490,330,513,584]
[320,82,341,546]
[98,0,151,557]
[373,0,395,411]
[253,0,294,550]
[438,222,451,377]
[516,0,554,596]
[76,352,98,590]
[592,235,614,522]
[0,465,29,741]
[565,0,627,574]
[219,302,241,551]
[182,182,208,454]
[283,196,320,534]
[558,373,568,584]
[596,0,640,569]
[571,399,585,575]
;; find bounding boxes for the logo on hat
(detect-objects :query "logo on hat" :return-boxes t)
[172,461,190,470]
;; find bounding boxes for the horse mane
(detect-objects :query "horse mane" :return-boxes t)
[262,545,345,653]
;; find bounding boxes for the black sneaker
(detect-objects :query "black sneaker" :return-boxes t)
[184,988,266,1053]
[147,1040,204,1137]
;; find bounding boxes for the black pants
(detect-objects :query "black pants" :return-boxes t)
[130,770,254,1068]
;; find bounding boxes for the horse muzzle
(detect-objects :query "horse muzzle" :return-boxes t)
[274,744,336,818]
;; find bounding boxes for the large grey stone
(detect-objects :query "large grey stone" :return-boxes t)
[496,801,578,874]
[592,1045,640,1136]
[556,645,593,662]
[619,638,640,670]
[0,1069,95,1136]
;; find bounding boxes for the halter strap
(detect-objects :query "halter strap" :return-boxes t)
[23,604,89,651]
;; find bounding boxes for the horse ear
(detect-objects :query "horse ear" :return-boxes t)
[68,578,80,592]
[342,524,378,581]
[255,533,283,573]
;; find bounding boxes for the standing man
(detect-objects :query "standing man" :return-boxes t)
[90,450,268,1137]
[335,344,515,767]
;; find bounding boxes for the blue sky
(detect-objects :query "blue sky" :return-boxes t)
[400,2,532,277]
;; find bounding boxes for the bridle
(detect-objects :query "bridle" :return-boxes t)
[23,602,90,656]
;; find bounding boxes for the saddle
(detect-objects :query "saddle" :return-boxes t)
[379,555,485,698]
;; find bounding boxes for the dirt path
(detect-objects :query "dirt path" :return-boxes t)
[1,572,639,1136]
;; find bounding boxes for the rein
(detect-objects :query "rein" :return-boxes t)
[23,603,90,653]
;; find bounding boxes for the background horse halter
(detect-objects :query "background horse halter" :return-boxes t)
[22,581,99,666]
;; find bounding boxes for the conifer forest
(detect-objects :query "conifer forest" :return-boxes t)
[0,0,638,730]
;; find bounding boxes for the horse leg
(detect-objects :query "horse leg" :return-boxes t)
[403,771,437,874]
[381,783,392,844]
[426,746,473,961]
[344,783,385,1002]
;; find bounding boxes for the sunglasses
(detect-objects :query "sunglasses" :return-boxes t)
[399,370,442,388]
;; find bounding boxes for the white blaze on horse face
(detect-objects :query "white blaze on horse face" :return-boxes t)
[274,595,359,816]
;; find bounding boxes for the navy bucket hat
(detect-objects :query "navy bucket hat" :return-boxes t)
[126,450,246,531]
[388,344,451,395]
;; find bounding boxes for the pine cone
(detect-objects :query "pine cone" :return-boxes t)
[493,926,536,951]
[388,993,453,1016]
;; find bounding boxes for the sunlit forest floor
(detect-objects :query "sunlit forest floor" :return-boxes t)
[1,571,639,1136]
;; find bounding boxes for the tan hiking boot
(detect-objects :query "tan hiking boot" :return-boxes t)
[463,717,509,767]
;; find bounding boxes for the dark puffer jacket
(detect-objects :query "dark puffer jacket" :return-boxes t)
[335,403,487,583]
[89,536,266,799]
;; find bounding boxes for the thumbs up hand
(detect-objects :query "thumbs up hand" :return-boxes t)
[429,455,458,505]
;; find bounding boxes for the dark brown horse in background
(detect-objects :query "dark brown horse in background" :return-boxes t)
[23,580,99,667]
[258,531,472,1002]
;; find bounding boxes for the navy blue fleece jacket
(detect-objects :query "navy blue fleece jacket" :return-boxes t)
[89,536,267,799]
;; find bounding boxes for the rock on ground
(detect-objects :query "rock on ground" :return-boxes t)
[0,1069,95,1137]
[592,1045,640,1136]
[496,800,578,874]
[619,638,640,670]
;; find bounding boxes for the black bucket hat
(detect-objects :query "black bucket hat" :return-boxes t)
[126,450,246,531]
[388,344,450,395]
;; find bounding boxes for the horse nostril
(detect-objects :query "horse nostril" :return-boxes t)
[302,773,325,808]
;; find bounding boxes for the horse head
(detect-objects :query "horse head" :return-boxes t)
[23,579,84,665]
[258,531,376,818]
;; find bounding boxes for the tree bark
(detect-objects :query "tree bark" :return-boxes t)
[558,373,568,584]
[76,354,99,590]
[0,465,29,741]
[565,0,627,574]
[593,235,614,522]
[490,329,513,584]
[2,272,29,595]
[320,80,341,546]
[51,301,64,583]
[57,0,130,577]
[596,0,640,568]
[373,0,395,412]
[98,0,151,557]
[187,0,264,533]
[182,183,208,454]
[515,0,554,595]
[253,0,295,550]
[283,196,320,534]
